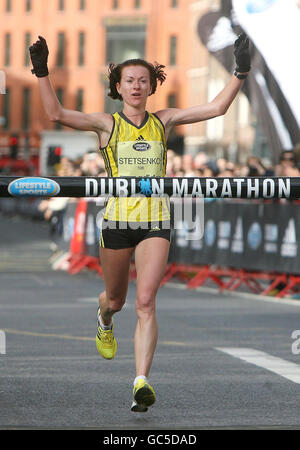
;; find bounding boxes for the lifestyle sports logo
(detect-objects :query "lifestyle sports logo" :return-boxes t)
[8,177,61,197]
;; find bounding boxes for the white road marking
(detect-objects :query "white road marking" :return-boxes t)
[164,282,300,307]
[216,347,300,384]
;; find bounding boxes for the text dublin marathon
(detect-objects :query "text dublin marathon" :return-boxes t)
[84,177,291,199]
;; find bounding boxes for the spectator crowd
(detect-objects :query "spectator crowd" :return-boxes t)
[39,141,300,180]
[1,142,300,252]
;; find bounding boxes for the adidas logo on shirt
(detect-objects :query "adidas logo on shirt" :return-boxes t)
[136,135,145,141]
[150,226,160,232]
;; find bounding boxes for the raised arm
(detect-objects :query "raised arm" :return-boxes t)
[157,33,251,133]
[29,36,112,134]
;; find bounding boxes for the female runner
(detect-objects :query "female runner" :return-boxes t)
[29,33,250,412]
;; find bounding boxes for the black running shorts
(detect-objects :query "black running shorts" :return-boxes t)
[99,220,171,249]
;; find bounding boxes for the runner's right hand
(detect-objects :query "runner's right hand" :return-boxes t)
[29,35,49,78]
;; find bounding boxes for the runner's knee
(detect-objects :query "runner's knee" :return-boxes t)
[136,292,156,317]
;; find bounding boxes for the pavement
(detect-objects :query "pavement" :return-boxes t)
[1,212,300,430]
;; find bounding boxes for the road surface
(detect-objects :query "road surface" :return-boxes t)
[1,212,300,430]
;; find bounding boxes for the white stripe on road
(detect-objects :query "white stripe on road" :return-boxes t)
[216,347,300,384]
[164,282,300,307]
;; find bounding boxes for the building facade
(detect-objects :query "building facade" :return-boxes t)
[0,0,254,161]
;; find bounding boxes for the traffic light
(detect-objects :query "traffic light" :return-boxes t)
[9,134,19,159]
[47,145,62,167]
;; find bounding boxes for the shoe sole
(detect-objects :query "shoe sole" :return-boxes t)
[131,400,148,413]
[134,385,155,408]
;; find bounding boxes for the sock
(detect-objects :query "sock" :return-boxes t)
[98,313,112,330]
[133,375,147,386]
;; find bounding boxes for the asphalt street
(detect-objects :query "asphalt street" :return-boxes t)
[1,212,300,430]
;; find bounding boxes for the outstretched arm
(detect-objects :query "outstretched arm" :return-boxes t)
[29,36,111,133]
[157,33,251,132]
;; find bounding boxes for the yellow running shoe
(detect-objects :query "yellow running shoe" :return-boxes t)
[96,309,117,360]
[131,379,156,412]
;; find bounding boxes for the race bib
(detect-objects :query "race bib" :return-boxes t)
[117,140,164,177]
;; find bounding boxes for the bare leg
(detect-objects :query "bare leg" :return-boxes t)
[99,246,134,325]
[134,237,170,377]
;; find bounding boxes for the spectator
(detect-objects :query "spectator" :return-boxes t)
[182,154,195,177]
[274,150,296,176]
[246,156,267,176]
[38,196,69,251]
[172,154,183,175]
[166,150,175,176]
[282,165,300,177]
[292,142,300,167]
[80,151,105,176]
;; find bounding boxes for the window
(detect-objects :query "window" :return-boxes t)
[55,88,64,129]
[4,33,11,66]
[57,32,65,67]
[76,89,84,111]
[112,0,119,9]
[26,0,31,11]
[78,32,85,66]
[22,87,30,130]
[79,0,85,9]
[168,93,177,108]
[2,87,10,129]
[106,25,145,63]
[169,36,177,66]
[134,0,141,8]
[6,0,11,12]
[105,89,122,114]
[58,0,64,11]
[56,88,64,103]
[24,33,31,66]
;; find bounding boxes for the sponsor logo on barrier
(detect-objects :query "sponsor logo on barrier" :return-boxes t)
[247,222,262,250]
[8,177,60,197]
[231,217,244,253]
[281,218,297,257]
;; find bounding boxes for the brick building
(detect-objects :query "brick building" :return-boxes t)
[0,0,253,161]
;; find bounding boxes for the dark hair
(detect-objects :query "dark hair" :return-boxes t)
[279,150,296,162]
[107,59,167,101]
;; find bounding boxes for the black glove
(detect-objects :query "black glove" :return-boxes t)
[29,35,49,78]
[234,33,251,73]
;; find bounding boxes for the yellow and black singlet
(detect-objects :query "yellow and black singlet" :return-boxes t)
[99,111,170,223]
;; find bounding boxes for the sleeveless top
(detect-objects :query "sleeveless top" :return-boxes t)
[99,111,170,223]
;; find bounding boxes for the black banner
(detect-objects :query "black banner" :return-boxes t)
[59,201,77,252]
[84,200,105,257]
[0,176,299,199]
[169,199,300,274]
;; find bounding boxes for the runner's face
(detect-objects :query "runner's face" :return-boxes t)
[117,65,152,107]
